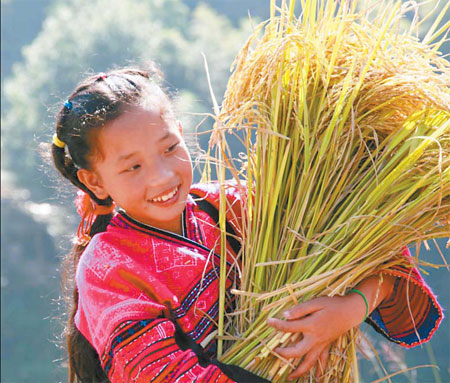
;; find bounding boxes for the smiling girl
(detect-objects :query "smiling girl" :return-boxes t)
[51,66,442,383]
[77,103,192,234]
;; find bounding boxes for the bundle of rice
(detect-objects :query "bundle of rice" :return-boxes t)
[202,0,449,381]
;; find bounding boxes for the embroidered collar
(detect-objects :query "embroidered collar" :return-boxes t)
[109,194,203,243]
[107,194,235,271]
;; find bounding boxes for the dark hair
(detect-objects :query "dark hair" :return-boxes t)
[52,65,168,383]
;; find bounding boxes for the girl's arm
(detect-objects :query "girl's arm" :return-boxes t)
[267,274,395,380]
[268,251,442,381]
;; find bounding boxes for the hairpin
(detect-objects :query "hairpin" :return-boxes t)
[64,100,73,110]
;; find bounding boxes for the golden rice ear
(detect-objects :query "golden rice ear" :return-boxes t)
[209,0,449,381]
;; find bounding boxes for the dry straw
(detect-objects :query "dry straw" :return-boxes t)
[203,0,449,381]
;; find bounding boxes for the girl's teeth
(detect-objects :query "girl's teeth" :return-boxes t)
[152,187,177,202]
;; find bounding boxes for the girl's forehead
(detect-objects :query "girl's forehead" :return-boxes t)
[109,104,175,132]
[96,104,179,150]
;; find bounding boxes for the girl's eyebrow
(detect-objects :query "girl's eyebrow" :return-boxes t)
[159,131,172,141]
[117,152,138,163]
[117,132,174,163]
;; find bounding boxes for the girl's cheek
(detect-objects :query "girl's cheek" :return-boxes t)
[123,172,142,188]
[180,150,193,169]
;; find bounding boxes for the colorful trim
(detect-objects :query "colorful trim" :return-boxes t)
[102,319,160,374]
[112,212,234,270]
[367,267,443,348]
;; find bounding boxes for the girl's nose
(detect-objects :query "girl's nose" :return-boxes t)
[145,158,175,188]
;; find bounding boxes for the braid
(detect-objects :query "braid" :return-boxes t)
[52,64,167,383]
[62,214,112,383]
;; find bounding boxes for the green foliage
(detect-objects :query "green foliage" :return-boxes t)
[1,0,252,201]
[1,0,53,80]
[183,5,254,102]
[185,0,270,24]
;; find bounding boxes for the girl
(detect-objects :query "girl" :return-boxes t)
[51,66,442,383]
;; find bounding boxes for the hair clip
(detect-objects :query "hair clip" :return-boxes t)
[52,133,66,149]
[64,100,73,110]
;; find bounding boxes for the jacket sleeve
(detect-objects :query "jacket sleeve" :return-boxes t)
[366,247,443,348]
[101,318,268,383]
[74,236,268,383]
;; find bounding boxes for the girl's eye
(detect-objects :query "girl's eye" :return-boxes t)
[122,164,140,173]
[165,143,178,153]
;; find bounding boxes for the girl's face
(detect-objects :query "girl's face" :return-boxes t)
[78,104,193,234]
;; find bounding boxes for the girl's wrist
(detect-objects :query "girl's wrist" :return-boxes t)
[349,289,369,320]
[347,274,397,326]
[344,292,370,326]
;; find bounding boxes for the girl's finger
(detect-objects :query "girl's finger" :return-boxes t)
[282,298,324,320]
[288,348,321,380]
[267,317,308,333]
[315,346,330,381]
[274,337,311,359]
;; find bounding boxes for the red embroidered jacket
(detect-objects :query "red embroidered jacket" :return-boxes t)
[75,182,442,382]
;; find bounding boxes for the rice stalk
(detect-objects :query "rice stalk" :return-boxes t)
[204,0,449,381]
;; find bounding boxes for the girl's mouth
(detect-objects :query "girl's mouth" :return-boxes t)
[150,186,179,205]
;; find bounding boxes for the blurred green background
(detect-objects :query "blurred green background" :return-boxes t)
[1,0,449,382]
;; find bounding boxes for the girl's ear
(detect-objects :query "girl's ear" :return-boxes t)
[77,169,109,200]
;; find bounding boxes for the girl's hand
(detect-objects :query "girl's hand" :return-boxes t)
[267,274,396,380]
[267,294,365,380]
